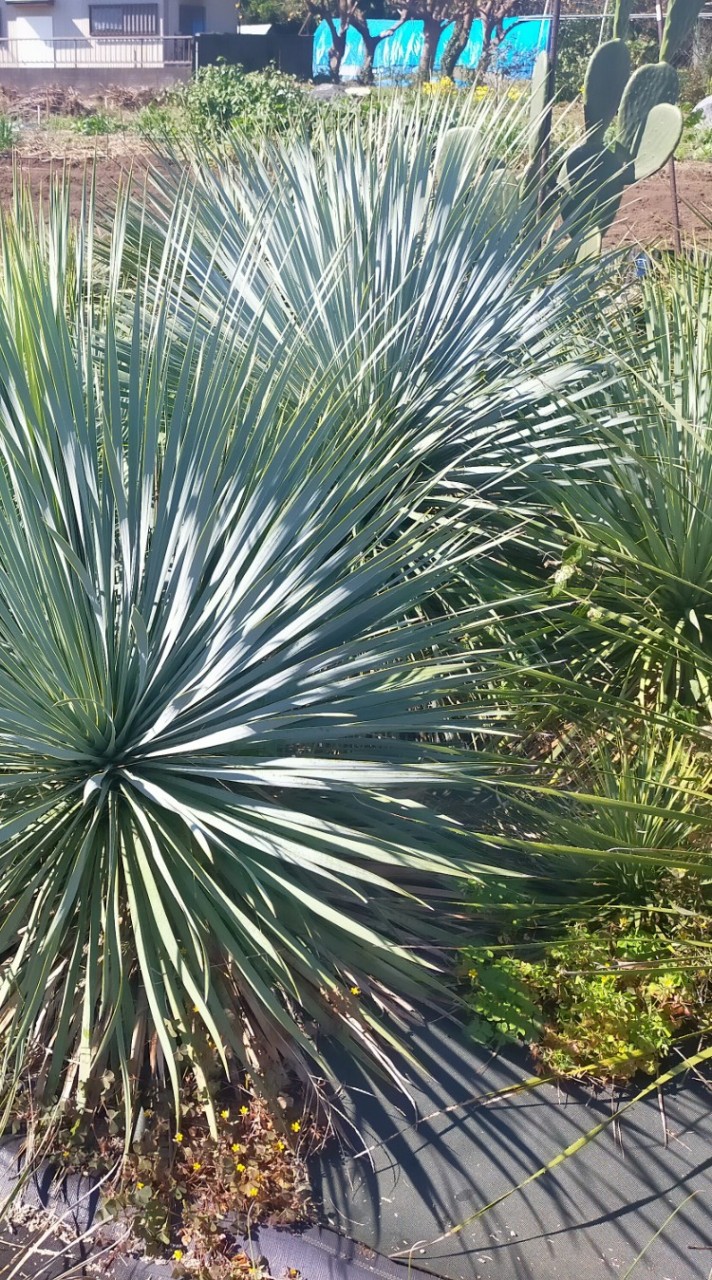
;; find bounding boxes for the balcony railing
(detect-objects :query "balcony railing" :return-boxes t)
[0,35,193,68]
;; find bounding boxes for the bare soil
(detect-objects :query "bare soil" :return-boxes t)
[609,161,712,247]
[0,136,709,250]
[0,137,157,220]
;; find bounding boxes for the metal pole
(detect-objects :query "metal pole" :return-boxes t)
[656,0,682,253]
[537,0,562,215]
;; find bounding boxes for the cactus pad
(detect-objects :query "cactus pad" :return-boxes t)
[619,62,679,153]
[584,40,631,135]
[612,0,634,41]
[559,141,631,234]
[528,49,551,161]
[660,0,707,64]
[577,228,603,262]
[632,101,683,180]
[434,126,479,183]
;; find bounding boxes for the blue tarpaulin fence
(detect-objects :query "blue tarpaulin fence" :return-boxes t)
[312,16,550,81]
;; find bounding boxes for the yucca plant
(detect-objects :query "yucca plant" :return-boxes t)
[0,194,532,1133]
[499,727,712,888]
[122,94,606,495]
[538,249,712,714]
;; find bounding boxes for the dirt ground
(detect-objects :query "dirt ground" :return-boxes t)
[611,161,712,247]
[0,142,158,221]
[0,138,709,249]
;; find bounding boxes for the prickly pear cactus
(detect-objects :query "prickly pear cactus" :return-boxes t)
[583,40,630,136]
[522,49,551,196]
[550,0,704,253]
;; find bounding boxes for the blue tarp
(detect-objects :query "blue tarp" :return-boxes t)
[312,16,550,81]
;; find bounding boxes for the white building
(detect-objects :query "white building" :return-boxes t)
[0,0,238,69]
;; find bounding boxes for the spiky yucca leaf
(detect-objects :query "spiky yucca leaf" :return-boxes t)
[539,250,712,713]
[122,94,606,495]
[0,205,518,1128]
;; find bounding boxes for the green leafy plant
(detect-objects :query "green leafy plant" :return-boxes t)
[50,1092,312,1269]
[0,115,18,152]
[464,912,710,1080]
[180,62,314,142]
[73,111,125,136]
[677,112,712,160]
[462,715,712,1082]
[136,101,182,141]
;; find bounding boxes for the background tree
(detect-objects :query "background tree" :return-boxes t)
[398,0,451,80]
[351,4,409,83]
[393,0,538,84]
[306,0,407,82]
[306,0,356,81]
[306,0,539,83]
[439,2,475,77]
[473,0,539,74]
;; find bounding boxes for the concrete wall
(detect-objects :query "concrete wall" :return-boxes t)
[0,63,189,87]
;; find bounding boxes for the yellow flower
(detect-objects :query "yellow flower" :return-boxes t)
[275,1140,286,1152]
[236,1162,246,1172]
[231,1143,242,1153]
[290,1121,301,1133]
[422,76,453,97]
[192,1162,202,1172]
[350,986,361,996]
[174,1132,184,1143]
[173,1249,184,1261]
[240,1105,249,1116]
[507,87,522,100]
[192,1005,199,1013]
[137,1181,145,1190]
[474,84,489,100]
[247,1186,259,1197]
[220,1109,230,1120]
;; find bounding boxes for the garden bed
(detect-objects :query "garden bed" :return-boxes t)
[0,146,710,249]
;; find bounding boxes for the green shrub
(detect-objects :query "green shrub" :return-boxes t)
[73,111,125,136]
[0,115,17,152]
[180,61,314,141]
[678,111,712,159]
[463,905,710,1080]
[461,720,712,1082]
[536,251,712,714]
[135,101,182,141]
[556,18,658,101]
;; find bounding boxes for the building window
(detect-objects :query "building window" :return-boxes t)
[178,4,205,34]
[89,5,158,35]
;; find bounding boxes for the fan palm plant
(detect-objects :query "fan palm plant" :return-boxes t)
[0,196,533,1131]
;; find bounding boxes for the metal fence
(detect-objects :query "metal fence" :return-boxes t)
[0,35,193,68]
